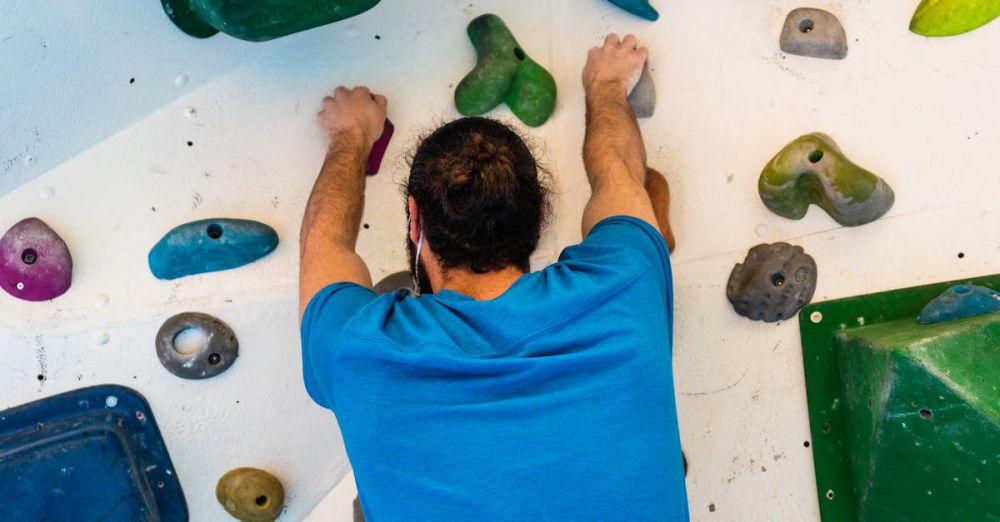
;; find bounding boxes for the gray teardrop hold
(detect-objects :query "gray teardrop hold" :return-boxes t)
[628,65,656,118]
[780,8,848,60]
[727,242,817,323]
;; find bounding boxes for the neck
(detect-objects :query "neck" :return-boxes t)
[433,265,526,301]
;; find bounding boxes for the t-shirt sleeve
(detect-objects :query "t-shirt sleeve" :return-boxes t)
[300,282,377,410]
[580,216,672,291]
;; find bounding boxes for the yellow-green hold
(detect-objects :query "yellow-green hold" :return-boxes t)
[910,0,1000,36]
[216,467,285,522]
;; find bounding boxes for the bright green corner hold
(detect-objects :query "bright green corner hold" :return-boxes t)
[455,14,557,127]
[160,0,381,42]
[910,0,1000,37]
[759,133,895,227]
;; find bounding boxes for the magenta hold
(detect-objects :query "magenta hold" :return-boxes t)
[0,218,73,301]
[366,119,394,176]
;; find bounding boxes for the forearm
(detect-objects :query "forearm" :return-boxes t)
[583,81,648,189]
[301,133,369,252]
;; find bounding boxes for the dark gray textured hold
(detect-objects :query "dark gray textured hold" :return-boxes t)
[373,271,414,296]
[727,242,817,322]
[780,8,848,60]
[628,64,656,118]
[156,312,238,379]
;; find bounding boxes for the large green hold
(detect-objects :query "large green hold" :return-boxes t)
[160,0,381,42]
[800,274,1000,521]
[759,133,894,227]
[910,0,1000,37]
[455,14,557,127]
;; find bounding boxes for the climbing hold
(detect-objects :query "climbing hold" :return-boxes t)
[727,242,817,323]
[455,14,557,127]
[628,64,656,118]
[917,284,1000,324]
[0,218,72,302]
[780,8,848,60]
[156,312,238,379]
[366,119,394,176]
[149,219,278,280]
[160,0,381,41]
[910,0,1000,37]
[216,468,285,522]
[606,0,660,21]
[373,271,414,296]
[759,133,895,227]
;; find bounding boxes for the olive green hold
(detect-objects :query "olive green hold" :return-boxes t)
[910,0,1000,37]
[216,468,285,522]
[758,133,895,227]
[455,14,557,127]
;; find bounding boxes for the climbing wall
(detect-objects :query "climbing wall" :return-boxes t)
[2,1,999,521]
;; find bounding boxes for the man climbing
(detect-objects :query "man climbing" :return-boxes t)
[299,33,687,521]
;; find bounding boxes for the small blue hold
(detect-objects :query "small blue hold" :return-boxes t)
[149,218,278,280]
[606,0,659,21]
[916,284,1000,325]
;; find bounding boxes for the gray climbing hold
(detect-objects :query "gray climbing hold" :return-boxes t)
[917,284,1000,325]
[727,242,817,323]
[156,312,238,379]
[628,64,656,119]
[373,271,414,296]
[780,8,848,60]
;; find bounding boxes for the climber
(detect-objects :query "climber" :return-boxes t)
[299,33,687,521]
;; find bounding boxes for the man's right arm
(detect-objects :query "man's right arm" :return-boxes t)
[581,34,659,237]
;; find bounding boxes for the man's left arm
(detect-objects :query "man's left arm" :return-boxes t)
[299,86,387,321]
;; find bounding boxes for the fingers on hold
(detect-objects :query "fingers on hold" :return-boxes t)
[373,94,388,109]
[622,34,639,49]
[335,86,350,96]
[604,33,621,47]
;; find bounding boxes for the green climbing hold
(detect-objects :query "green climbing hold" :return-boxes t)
[455,14,557,127]
[910,0,1000,37]
[160,0,381,42]
[758,133,895,227]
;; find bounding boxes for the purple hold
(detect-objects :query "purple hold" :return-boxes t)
[0,218,73,302]
[366,119,394,176]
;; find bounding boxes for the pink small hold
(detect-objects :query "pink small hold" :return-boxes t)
[0,218,73,301]
[366,119,394,176]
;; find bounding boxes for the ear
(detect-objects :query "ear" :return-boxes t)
[408,195,420,245]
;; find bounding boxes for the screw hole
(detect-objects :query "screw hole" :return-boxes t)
[825,489,835,500]
[135,411,145,420]
[822,423,831,433]
[186,140,194,147]
[36,374,45,382]
[958,252,965,259]
[954,285,970,294]
[255,495,269,507]
[800,19,815,33]
[206,224,223,239]
[771,273,786,287]
[808,150,824,163]
[513,47,526,61]
[363,223,370,229]
[21,249,37,265]
[920,409,933,419]
[208,353,221,365]
[129,77,135,84]
[804,441,811,448]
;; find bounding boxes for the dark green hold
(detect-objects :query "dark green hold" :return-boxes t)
[455,14,557,127]
[799,274,1000,521]
[160,0,381,42]
[149,219,278,280]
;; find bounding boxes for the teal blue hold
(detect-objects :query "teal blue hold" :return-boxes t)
[149,219,278,280]
[606,0,659,21]
[917,284,1000,325]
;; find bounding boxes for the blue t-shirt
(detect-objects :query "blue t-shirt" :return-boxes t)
[301,216,688,521]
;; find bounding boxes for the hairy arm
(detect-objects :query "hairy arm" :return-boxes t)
[581,34,659,236]
[299,86,387,321]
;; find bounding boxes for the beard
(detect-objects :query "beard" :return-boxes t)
[406,235,434,296]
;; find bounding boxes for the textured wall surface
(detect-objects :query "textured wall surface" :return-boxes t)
[2,1,999,521]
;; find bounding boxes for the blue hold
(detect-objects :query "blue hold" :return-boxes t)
[149,218,278,280]
[606,0,659,21]
[917,284,1000,325]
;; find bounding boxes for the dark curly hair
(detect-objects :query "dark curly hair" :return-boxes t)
[406,117,551,274]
